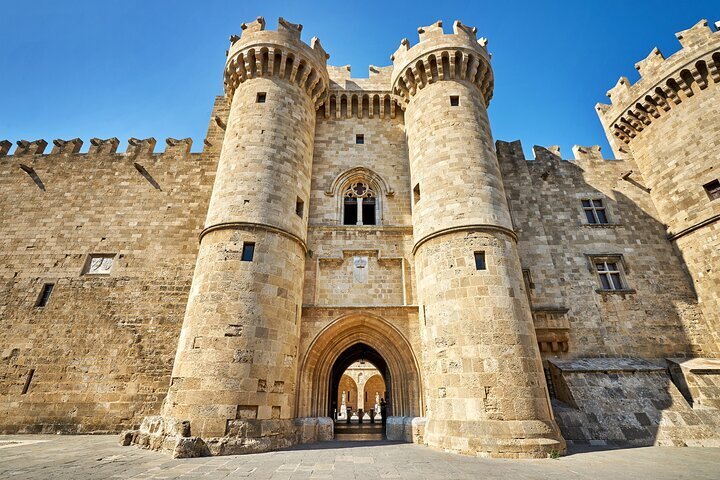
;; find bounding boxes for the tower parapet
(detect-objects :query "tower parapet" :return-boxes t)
[224,17,329,108]
[391,20,493,107]
[596,20,720,147]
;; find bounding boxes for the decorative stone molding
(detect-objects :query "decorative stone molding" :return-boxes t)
[320,90,403,120]
[325,167,394,197]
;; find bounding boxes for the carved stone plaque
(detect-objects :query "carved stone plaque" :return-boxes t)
[352,256,368,284]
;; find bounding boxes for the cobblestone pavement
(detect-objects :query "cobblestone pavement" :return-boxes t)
[1,435,720,479]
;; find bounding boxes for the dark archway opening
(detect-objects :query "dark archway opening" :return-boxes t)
[328,343,391,440]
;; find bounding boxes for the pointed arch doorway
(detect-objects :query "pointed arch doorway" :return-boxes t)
[296,313,423,439]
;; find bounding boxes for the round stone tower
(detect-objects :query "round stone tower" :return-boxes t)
[159,17,329,453]
[391,21,565,457]
[596,20,720,352]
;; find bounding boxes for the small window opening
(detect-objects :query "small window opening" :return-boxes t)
[36,283,54,308]
[450,95,460,106]
[256,92,266,103]
[22,368,35,395]
[582,199,609,224]
[413,184,421,204]
[704,179,720,201]
[241,243,255,262]
[595,261,624,290]
[474,251,486,270]
[355,134,364,145]
[295,197,304,218]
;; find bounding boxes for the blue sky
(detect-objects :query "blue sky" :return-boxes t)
[0,1,717,157]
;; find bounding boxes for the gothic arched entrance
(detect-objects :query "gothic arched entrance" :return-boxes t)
[296,313,423,423]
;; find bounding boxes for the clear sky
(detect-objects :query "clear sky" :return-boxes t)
[1,1,717,157]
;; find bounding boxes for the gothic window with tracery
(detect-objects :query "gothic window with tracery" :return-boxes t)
[343,181,377,225]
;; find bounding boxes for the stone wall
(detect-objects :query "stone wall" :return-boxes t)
[0,138,219,433]
[549,358,720,447]
[595,20,720,348]
[497,141,717,359]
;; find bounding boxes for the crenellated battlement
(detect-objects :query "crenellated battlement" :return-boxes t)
[390,20,493,107]
[224,17,330,108]
[496,139,623,163]
[0,137,195,157]
[596,19,720,145]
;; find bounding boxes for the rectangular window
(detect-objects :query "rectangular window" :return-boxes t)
[343,198,357,225]
[256,92,266,103]
[595,260,624,290]
[295,197,304,218]
[474,251,486,270]
[704,179,720,201]
[413,184,420,204]
[362,198,376,225]
[355,134,364,145]
[450,95,459,106]
[36,283,54,308]
[582,198,609,224]
[22,368,35,395]
[241,243,255,262]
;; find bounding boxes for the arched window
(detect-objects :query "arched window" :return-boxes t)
[343,181,377,225]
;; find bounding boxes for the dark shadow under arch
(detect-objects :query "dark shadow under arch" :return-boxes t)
[328,343,390,417]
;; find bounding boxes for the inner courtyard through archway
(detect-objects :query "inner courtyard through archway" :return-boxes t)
[330,343,389,440]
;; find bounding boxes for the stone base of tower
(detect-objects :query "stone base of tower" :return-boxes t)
[121,416,333,458]
[423,418,566,458]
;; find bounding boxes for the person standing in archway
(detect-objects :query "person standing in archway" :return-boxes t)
[380,397,387,432]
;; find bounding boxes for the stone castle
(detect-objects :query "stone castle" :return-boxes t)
[1,16,719,458]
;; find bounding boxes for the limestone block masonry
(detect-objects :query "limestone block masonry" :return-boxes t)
[1,16,719,459]
[391,20,564,457]
[153,17,330,455]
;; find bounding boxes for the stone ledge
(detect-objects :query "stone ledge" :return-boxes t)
[548,358,665,373]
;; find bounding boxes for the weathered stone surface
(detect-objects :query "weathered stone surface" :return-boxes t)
[549,358,720,447]
[0,16,719,460]
[385,416,406,441]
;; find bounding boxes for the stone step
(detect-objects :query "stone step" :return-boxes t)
[334,433,385,441]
